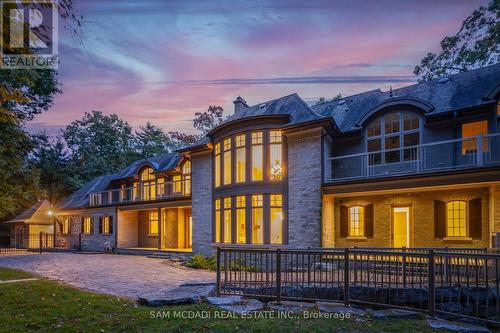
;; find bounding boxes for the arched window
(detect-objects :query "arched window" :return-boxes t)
[446,201,467,237]
[366,112,420,165]
[139,167,156,200]
[182,160,191,196]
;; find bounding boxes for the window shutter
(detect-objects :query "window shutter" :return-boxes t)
[109,216,114,234]
[80,217,84,234]
[90,217,94,234]
[364,204,374,237]
[469,198,482,239]
[434,200,446,238]
[99,217,103,234]
[340,206,348,237]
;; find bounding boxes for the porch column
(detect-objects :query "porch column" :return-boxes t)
[490,184,500,248]
[157,207,162,250]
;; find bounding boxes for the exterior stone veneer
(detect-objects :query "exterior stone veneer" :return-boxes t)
[56,208,116,251]
[333,187,490,248]
[191,151,213,255]
[287,128,323,248]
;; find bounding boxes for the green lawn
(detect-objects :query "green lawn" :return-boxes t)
[0,267,458,333]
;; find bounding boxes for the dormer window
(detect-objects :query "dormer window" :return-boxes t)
[366,112,420,165]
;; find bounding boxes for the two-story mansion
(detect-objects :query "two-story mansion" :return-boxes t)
[54,64,500,255]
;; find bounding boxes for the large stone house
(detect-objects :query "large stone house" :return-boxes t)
[54,64,500,255]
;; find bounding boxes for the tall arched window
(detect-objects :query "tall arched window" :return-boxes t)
[366,111,420,165]
[140,167,156,200]
[182,160,191,196]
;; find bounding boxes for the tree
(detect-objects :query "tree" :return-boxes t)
[30,133,73,203]
[193,105,224,135]
[414,0,499,81]
[134,122,173,158]
[63,111,136,188]
[168,131,198,151]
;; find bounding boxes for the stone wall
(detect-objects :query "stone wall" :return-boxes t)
[191,151,213,255]
[56,208,116,251]
[287,128,323,248]
[333,187,490,248]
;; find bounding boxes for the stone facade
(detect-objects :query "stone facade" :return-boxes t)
[287,128,323,248]
[191,151,213,255]
[56,208,116,251]
[333,187,490,248]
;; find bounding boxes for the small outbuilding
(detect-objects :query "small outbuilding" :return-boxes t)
[3,200,54,248]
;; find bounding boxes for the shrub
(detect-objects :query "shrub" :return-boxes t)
[185,254,216,270]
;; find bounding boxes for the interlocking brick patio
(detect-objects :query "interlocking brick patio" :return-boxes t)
[0,253,215,299]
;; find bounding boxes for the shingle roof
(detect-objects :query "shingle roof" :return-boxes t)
[58,152,182,210]
[221,93,324,127]
[4,200,53,224]
[312,63,500,132]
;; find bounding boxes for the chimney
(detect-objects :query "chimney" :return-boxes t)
[233,96,248,114]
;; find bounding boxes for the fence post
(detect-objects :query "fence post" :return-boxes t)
[402,247,407,288]
[216,247,221,297]
[428,249,435,317]
[344,248,350,306]
[276,248,282,304]
[39,232,43,254]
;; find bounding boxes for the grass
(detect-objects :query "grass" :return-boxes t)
[0,267,472,333]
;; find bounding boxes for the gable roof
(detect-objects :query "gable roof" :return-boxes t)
[312,63,500,132]
[57,173,117,210]
[4,200,53,225]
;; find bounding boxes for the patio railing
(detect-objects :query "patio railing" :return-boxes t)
[89,179,191,207]
[217,247,500,325]
[325,133,500,182]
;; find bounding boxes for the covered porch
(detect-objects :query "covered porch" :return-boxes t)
[116,204,192,253]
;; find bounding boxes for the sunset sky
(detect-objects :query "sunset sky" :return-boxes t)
[26,0,488,135]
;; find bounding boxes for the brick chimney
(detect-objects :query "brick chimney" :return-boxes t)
[233,96,248,114]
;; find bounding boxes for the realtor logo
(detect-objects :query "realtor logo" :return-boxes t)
[1,0,58,69]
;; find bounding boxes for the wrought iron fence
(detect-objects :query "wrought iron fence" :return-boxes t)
[217,247,500,325]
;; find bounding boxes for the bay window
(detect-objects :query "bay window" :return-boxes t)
[223,139,232,185]
[223,197,232,243]
[181,160,191,195]
[270,194,283,244]
[215,199,221,242]
[236,134,246,183]
[251,132,263,181]
[251,195,264,244]
[270,131,282,181]
[214,143,221,187]
[236,195,246,243]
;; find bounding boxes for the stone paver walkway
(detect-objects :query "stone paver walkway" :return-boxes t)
[0,253,215,299]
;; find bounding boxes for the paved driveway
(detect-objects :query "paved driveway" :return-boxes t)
[0,252,215,299]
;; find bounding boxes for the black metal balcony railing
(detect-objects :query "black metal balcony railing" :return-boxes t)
[89,179,191,207]
[325,134,500,182]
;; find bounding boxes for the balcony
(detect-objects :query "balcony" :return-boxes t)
[89,179,191,207]
[325,133,500,183]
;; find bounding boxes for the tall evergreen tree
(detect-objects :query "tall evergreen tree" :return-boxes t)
[135,122,173,158]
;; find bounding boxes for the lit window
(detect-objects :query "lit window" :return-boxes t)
[120,184,126,202]
[102,216,111,234]
[83,216,93,235]
[149,211,158,235]
[223,138,232,185]
[157,178,165,197]
[251,195,263,244]
[251,132,263,181]
[348,206,364,237]
[223,197,232,243]
[270,130,283,181]
[133,182,139,200]
[462,120,488,154]
[270,194,283,244]
[236,134,246,183]
[62,218,70,235]
[236,195,246,243]
[214,143,221,188]
[215,199,221,243]
[172,175,181,193]
[140,167,156,200]
[447,201,467,237]
[182,160,191,195]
